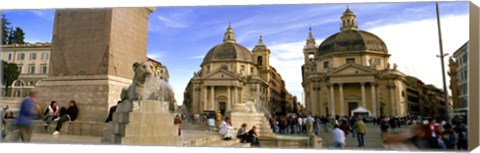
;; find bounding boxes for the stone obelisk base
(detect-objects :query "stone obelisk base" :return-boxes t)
[102,100,182,145]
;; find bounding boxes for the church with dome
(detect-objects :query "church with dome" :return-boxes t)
[302,7,408,117]
[183,24,291,116]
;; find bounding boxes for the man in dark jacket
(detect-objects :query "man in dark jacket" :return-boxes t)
[53,100,78,135]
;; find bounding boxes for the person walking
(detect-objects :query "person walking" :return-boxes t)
[380,117,389,140]
[8,91,39,142]
[333,124,346,149]
[349,116,357,138]
[207,116,215,131]
[353,116,367,147]
[454,123,468,150]
[339,119,351,137]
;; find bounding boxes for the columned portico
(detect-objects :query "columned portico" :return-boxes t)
[203,86,207,110]
[329,84,335,116]
[227,87,231,112]
[370,83,377,117]
[210,86,215,109]
[338,83,345,115]
[361,82,366,107]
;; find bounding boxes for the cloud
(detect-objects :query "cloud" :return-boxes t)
[30,10,54,21]
[147,52,167,61]
[367,13,468,94]
[156,15,188,28]
[191,55,205,59]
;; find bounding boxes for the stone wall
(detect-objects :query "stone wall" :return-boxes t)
[34,75,130,125]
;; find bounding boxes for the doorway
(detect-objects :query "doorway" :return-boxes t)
[219,102,226,116]
[348,102,358,116]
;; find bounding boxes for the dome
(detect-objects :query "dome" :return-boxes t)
[202,24,254,64]
[203,42,253,64]
[317,30,388,56]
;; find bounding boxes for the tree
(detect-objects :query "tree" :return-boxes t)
[11,27,25,44]
[1,15,25,44]
[1,14,12,45]
[2,60,20,96]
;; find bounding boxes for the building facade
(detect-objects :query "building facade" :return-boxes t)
[147,57,170,83]
[183,25,290,116]
[147,57,175,111]
[450,42,468,109]
[1,42,51,98]
[301,8,408,117]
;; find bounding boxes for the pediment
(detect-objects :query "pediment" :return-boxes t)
[327,64,375,76]
[203,68,239,80]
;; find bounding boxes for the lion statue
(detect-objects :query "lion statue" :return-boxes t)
[120,61,155,102]
[232,99,258,113]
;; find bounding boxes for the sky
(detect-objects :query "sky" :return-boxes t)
[1,2,469,105]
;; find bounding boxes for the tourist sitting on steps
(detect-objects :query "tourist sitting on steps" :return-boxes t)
[237,123,249,143]
[248,126,261,147]
[43,101,59,130]
[219,117,235,140]
[53,100,78,135]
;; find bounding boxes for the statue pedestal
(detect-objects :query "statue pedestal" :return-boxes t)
[102,100,182,145]
[230,112,275,138]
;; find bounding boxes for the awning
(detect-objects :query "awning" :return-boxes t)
[351,106,371,116]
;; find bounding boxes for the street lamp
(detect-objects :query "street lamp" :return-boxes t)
[435,2,450,124]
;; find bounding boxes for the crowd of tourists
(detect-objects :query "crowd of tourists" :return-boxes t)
[381,117,468,151]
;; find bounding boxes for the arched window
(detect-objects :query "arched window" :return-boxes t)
[13,80,24,87]
[257,56,263,66]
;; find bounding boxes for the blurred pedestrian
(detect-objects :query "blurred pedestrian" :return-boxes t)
[8,91,39,142]
[454,123,468,150]
[207,116,215,131]
[333,124,346,148]
[441,124,456,149]
[353,116,367,147]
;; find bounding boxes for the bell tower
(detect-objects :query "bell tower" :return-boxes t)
[253,35,270,71]
[303,26,317,65]
[340,6,358,31]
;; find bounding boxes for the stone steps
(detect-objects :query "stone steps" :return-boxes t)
[183,132,250,148]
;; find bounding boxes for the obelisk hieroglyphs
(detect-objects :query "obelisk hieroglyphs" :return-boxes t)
[35,8,155,136]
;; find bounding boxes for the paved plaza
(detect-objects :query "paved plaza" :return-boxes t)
[318,123,411,149]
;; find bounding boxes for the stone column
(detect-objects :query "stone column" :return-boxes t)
[329,84,335,116]
[227,86,231,112]
[210,86,215,110]
[339,83,345,116]
[389,85,396,116]
[234,87,238,104]
[361,82,366,107]
[204,86,207,110]
[370,83,377,117]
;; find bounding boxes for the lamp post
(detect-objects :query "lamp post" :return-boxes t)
[435,2,450,124]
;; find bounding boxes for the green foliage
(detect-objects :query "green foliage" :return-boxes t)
[11,27,25,44]
[1,14,11,45]
[2,60,20,95]
[1,15,25,45]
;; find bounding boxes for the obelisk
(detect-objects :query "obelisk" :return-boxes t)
[34,8,155,136]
